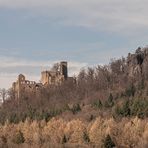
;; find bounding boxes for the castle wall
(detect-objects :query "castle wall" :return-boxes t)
[41,61,68,85]
[41,71,50,85]
[12,61,72,100]
[12,74,41,100]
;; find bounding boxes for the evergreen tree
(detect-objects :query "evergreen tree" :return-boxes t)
[104,134,115,148]
[105,94,114,108]
[62,135,67,144]
[12,130,25,144]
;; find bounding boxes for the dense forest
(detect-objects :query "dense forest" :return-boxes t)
[0,47,148,147]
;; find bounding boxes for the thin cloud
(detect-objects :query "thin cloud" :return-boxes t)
[0,0,147,88]
[0,0,148,34]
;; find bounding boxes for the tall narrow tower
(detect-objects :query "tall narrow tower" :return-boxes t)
[17,74,25,100]
[60,61,68,79]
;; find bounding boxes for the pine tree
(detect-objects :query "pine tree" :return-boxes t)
[62,135,67,144]
[104,134,115,148]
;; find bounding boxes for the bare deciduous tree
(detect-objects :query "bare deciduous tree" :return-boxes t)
[51,63,60,72]
[0,88,8,103]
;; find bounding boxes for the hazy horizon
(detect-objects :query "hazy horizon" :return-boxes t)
[0,0,148,88]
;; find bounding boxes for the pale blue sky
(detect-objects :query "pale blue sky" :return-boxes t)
[0,0,148,88]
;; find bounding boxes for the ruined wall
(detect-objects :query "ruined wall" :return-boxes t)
[41,71,50,85]
[12,61,70,100]
[12,74,41,100]
[41,61,68,86]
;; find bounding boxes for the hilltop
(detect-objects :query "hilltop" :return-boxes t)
[1,47,148,121]
[0,47,148,147]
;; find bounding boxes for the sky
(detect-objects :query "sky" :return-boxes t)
[0,0,148,89]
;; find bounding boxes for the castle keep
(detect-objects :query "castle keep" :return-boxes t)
[41,61,68,85]
[12,61,72,100]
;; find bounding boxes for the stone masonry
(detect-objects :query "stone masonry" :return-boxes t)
[12,61,73,100]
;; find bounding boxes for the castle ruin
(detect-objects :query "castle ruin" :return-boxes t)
[12,61,73,100]
[41,61,68,85]
[12,74,42,100]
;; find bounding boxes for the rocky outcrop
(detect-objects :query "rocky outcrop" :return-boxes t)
[126,47,148,78]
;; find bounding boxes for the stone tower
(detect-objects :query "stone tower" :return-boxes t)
[41,61,68,85]
[17,74,24,100]
[60,61,68,79]
[12,74,26,100]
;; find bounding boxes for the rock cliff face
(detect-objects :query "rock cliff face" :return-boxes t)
[126,47,148,79]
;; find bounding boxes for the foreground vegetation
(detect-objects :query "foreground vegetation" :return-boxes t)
[0,117,147,148]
